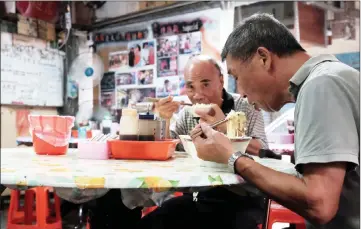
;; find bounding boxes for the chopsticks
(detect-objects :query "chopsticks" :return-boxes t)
[89,133,119,142]
[190,118,230,139]
[145,97,193,106]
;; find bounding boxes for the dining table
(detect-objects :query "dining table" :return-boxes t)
[1,147,299,208]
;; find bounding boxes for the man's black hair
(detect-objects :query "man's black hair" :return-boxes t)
[221,13,305,62]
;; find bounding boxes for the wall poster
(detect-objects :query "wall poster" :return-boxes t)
[97,8,221,108]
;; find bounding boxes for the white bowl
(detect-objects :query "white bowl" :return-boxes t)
[179,135,251,168]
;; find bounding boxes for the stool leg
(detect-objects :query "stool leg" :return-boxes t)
[8,190,20,225]
[53,193,62,223]
[296,224,306,229]
[267,220,274,229]
[35,187,48,228]
[24,189,35,224]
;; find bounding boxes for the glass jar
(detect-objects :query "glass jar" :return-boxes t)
[138,113,156,141]
[119,108,139,141]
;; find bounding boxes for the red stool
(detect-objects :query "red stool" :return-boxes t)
[266,200,306,229]
[8,187,62,229]
[141,192,183,218]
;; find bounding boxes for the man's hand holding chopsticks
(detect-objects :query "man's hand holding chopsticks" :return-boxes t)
[154,96,181,119]
[190,123,233,164]
[194,104,227,133]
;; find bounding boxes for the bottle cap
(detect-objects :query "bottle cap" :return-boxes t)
[122,108,137,117]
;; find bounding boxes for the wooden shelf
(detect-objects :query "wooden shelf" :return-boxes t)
[90,1,220,31]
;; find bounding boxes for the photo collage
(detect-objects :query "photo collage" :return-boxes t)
[102,31,202,108]
[100,72,116,110]
[107,39,157,108]
[156,31,201,98]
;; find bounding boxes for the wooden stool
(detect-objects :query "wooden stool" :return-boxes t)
[8,187,62,229]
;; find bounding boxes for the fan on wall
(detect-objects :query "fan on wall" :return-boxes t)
[68,50,104,124]
[68,51,104,89]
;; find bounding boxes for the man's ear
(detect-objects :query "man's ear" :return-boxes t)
[256,47,271,71]
[220,74,224,86]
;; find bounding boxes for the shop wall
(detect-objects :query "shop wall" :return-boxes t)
[1,106,58,148]
[95,1,139,21]
[298,2,325,46]
[94,8,222,110]
[303,18,360,56]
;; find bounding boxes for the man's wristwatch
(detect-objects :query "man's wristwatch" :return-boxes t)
[228,151,254,174]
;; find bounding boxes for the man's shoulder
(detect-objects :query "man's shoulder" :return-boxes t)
[300,63,359,100]
[304,60,359,88]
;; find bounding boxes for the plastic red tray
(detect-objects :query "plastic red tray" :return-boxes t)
[108,139,179,161]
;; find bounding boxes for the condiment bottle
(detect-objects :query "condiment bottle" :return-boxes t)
[138,113,156,141]
[119,108,139,141]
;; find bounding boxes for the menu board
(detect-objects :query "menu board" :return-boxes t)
[1,32,65,107]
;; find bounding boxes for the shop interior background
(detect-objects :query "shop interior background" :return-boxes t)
[0,1,359,146]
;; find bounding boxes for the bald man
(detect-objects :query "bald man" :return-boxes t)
[154,55,267,154]
[141,55,268,229]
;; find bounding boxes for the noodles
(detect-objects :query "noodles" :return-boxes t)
[226,110,247,138]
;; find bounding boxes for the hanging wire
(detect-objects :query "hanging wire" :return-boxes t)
[58,3,71,50]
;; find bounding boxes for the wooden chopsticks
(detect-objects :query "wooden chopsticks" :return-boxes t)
[145,97,193,106]
[89,133,119,142]
[190,118,230,139]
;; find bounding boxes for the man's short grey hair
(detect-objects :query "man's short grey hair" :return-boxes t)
[187,54,224,77]
[221,13,305,62]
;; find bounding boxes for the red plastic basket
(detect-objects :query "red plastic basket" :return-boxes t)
[28,115,74,155]
[32,130,68,155]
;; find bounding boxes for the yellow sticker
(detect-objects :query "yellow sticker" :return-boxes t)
[16,180,27,186]
[74,176,106,189]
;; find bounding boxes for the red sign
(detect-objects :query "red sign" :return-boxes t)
[16,1,59,23]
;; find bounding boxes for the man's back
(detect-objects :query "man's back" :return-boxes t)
[293,55,359,229]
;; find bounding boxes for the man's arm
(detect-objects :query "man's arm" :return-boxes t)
[236,76,359,225]
[245,139,263,156]
[235,158,346,225]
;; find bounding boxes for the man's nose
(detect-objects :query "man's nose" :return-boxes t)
[193,92,205,101]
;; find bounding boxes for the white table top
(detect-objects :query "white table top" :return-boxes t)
[1,147,297,189]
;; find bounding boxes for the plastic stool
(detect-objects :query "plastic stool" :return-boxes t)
[266,200,306,229]
[8,187,62,229]
[141,192,183,218]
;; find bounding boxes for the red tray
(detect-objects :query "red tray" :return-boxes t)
[108,139,179,161]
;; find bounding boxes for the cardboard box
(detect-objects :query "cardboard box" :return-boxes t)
[37,19,56,41]
[138,1,170,11]
[17,14,38,37]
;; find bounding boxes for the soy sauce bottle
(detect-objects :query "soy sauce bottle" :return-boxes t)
[138,113,156,141]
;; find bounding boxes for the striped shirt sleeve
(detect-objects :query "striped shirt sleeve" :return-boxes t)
[170,109,189,151]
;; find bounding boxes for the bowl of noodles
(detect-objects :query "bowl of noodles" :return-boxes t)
[179,110,252,168]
